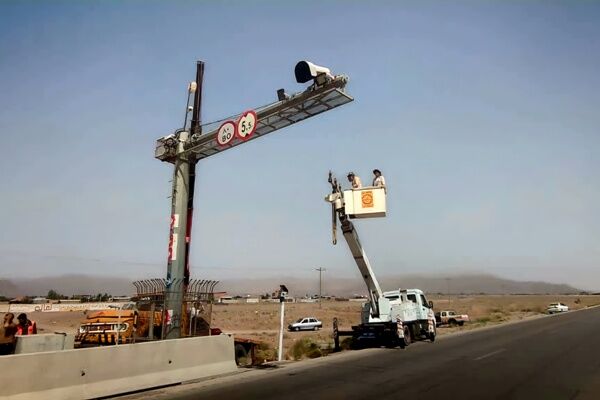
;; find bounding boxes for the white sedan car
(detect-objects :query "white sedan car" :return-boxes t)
[547,303,569,314]
[288,317,322,331]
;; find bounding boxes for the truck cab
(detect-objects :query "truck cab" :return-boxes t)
[363,288,433,325]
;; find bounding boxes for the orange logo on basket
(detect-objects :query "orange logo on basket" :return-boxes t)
[361,191,374,208]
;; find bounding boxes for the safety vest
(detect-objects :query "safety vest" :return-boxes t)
[16,321,37,335]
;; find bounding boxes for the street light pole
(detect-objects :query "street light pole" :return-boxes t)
[277,285,288,362]
[278,299,285,361]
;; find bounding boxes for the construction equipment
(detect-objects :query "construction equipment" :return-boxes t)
[326,172,436,348]
[74,279,262,365]
[76,279,216,345]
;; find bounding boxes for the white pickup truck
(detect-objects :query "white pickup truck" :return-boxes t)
[547,303,569,314]
[435,310,469,327]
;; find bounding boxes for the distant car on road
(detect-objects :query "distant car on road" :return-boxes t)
[288,317,322,331]
[547,303,569,314]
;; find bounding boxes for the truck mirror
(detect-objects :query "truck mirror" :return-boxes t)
[428,301,434,309]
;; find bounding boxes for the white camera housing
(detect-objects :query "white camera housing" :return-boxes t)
[295,61,334,84]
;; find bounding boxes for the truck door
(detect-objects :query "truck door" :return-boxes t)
[419,294,432,321]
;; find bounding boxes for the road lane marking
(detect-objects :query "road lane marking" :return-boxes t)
[474,348,505,361]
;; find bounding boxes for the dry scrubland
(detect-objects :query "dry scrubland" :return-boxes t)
[29,295,600,361]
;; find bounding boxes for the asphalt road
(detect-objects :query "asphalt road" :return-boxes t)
[124,306,600,400]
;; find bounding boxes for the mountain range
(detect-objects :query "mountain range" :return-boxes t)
[0,273,584,298]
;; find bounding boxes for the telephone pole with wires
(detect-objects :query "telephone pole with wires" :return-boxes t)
[316,267,326,308]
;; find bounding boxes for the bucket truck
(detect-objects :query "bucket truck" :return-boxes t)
[326,172,436,348]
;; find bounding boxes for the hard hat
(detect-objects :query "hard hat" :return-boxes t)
[347,171,355,176]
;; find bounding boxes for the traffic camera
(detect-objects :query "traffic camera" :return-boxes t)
[295,61,334,85]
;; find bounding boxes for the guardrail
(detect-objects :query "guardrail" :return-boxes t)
[1,334,236,399]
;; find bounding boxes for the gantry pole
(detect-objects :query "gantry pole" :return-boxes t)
[157,61,353,339]
[164,61,203,339]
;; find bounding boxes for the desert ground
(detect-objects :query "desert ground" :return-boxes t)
[19,294,600,360]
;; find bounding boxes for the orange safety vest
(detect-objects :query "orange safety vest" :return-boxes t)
[16,321,37,335]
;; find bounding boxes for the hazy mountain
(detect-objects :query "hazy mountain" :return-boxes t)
[0,275,134,298]
[0,279,19,298]
[0,273,582,298]
[221,273,582,296]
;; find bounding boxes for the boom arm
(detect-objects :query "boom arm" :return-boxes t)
[340,219,384,318]
[327,173,384,318]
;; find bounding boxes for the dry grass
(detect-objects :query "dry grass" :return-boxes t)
[28,295,600,362]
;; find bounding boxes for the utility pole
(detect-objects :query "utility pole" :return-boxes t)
[316,267,326,308]
[155,60,353,339]
[164,61,204,339]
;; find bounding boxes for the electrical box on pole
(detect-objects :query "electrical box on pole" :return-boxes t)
[156,61,353,339]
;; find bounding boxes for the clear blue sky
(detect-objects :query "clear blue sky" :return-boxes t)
[1,1,599,290]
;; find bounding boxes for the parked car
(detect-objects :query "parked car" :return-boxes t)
[434,310,469,327]
[547,303,569,314]
[288,317,322,331]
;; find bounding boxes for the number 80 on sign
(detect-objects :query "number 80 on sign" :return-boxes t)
[217,120,236,146]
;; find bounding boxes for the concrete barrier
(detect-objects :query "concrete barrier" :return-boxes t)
[14,333,75,354]
[1,334,236,400]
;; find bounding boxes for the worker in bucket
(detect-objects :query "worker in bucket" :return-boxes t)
[372,169,386,191]
[347,172,362,189]
[16,313,37,335]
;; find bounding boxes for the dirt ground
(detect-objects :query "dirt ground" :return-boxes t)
[24,294,600,359]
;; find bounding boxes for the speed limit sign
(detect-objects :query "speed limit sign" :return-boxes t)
[217,120,236,146]
[236,110,257,140]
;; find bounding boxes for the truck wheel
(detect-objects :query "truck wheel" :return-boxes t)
[234,344,251,367]
[458,321,464,326]
[400,326,411,348]
[449,319,457,327]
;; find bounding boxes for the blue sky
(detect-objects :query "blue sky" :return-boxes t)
[0,1,599,290]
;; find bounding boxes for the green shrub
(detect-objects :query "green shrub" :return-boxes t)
[340,337,354,350]
[255,342,277,363]
[289,337,323,360]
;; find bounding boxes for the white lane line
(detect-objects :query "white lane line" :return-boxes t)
[474,348,506,361]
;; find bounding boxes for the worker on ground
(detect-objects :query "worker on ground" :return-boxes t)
[16,313,37,335]
[372,169,386,191]
[0,313,17,355]
[347,172,362,189]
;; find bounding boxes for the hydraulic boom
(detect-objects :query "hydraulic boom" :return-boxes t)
[327,172,383,318]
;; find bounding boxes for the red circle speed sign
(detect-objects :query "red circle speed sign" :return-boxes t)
[236,110,257,140]
[217,120,236,146]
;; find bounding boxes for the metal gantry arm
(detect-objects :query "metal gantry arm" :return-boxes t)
[327,174,384,318]
[156,75,352,163]
[184,75,351,161]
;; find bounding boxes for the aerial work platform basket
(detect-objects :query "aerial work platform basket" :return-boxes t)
[343,187,386,219]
